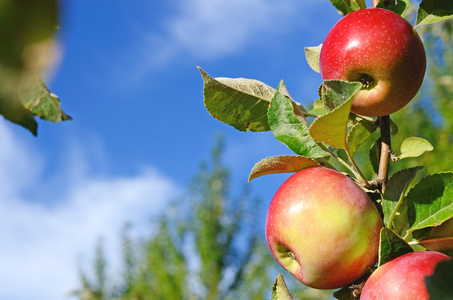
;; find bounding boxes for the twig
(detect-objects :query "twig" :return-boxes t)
[372,0,397,7]
[377,116,391,193]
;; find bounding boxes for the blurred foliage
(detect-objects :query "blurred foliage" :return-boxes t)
[0,0,70,135]
[72,139,330,300]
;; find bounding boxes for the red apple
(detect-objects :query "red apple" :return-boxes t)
[265,167,382,289]
[361,251,451,300]
[319,8,426,117]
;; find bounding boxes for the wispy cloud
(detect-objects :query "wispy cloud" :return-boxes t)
[0,122,179,300]
[116,0,327,83]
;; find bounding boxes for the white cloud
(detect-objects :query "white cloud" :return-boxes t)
[0,122,180,300]
[120,0,327,81]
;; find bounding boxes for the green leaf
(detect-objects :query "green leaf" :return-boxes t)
[406,172,453,235]
[199,67,274,132]
[415,217,453,253]
[346,118,378,158]
[369,137,381,175]
[0,0,60,135]
[329,0,354,15]
[378,227,413,267]
[308,99,327,116]
[21,79,72,122]
[398,137,433,159]
[309,81,362,149]
[0,93,37,135]
[268,83,329,158]
[304,45,322,73]
[426,259,453,300]
[377,0,411,17]
[321,80,362,112]
[271,274,294,300]
[333,286,360,300]
[416,0,453,27]
[248,155,321,181]
[382,167,424,231]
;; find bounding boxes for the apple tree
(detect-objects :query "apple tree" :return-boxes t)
[199,1,453,299]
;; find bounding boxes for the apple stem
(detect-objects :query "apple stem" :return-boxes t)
[377,115,391,193]
[372,0,396,7]
[345,147,372,189]
[318,144,368,186]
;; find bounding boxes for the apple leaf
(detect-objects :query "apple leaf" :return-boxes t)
[328,0,353,15]
[248,155,321,181]
[377,0,411,17]
[0,0,62,135]
[304,45,322,73]
[416,0,453,27]
[346,118,378,158]
[397,137,433,160]
[378,227,413,267]
[199,67,274,132]
[333,286,360,300]
[0,93,38,135]
[426,259,453,299]
[309,81,361,149]
[271,274,294,300]
[268,83,329,158]
[20,79,72,122]
[414,217,453,253]
[320,80,361,112]
[309,99,327,116]
[369,137,381,175]
[382,166,424,231]
[406,172,453,235]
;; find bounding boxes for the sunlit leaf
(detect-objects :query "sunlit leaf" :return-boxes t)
[21,79,72,122]
[309,81,361,149]
[248,155,321,181]
[406,172,453,235]
[378,228,413,267]
[346,118,377,158]
[268,83,328,158]
[304,45,322,73]
[329,0,353,15]
[271,274,294,300]
[382,167,423,231]
[199,67,274,132]
[416,0,453,26]
[415,217,453,253]
[308,98,327,116]
[398,137,433,159]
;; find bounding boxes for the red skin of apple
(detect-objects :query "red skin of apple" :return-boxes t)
[265,167,383,289]
[320,8,426,117]
[361,251,451,300]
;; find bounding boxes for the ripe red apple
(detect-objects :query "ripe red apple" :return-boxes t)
[361,251,451,300]
[265,167,383,289]
[319,8,426,117]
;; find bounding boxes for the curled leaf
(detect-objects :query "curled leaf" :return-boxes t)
[248,155,321,181]
[199,67,274,132]
[398,137,433,159]
[271,274,294,300]
[378,227,413,267]
[304,44,322,73]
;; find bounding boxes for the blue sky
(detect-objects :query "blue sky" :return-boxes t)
[0,1,379,299]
